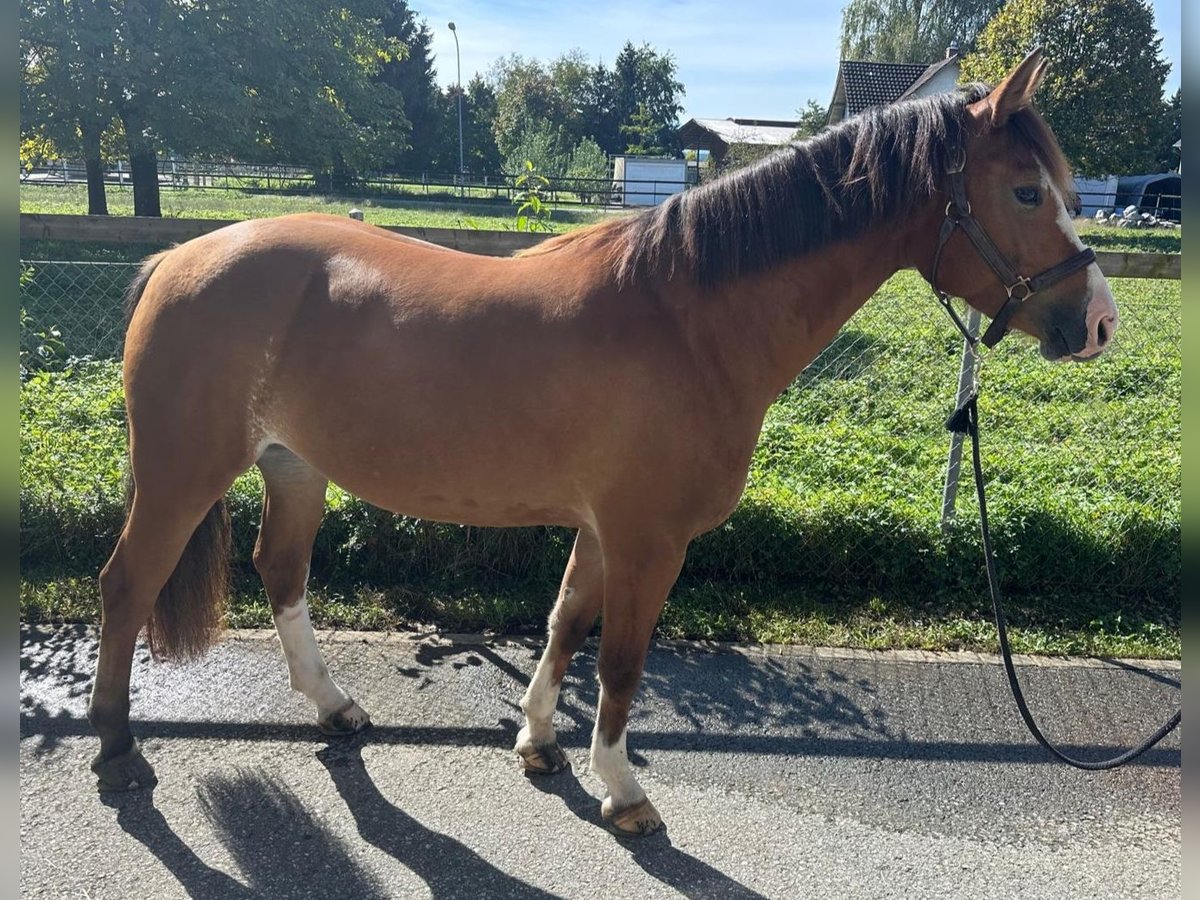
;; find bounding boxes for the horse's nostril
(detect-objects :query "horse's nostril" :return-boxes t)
[1097,316,1113,347]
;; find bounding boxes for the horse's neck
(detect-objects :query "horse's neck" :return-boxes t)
[694,218,926,410]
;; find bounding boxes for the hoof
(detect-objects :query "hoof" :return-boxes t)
[602,796,663,837]
[517,742,570,776]
[318,699,372,737]
[92,742,158,793]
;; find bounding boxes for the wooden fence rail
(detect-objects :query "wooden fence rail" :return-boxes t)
[19,213,546,257]
[20,213,1182,278]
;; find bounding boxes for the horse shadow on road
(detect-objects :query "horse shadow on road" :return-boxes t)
[316,740,561,898]
[525,769,769,900]
[103,771,388,899]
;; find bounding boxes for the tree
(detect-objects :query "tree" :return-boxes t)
[566,136,610,203]
[577,62,621,155]
[1153,88,1181,172]
[462,76,503,174]
[548,49,595,146]
[375,1,440,171]
[620,105,670,156]
[793,100,828,139]
[961,0,1173,176]
[20,0,406,215]
[503,120,570,179]
[20,0,120,213]
[840,0,1005,62]
[489,55,568,161]
[487,44,684,164]
[609,42,684,156]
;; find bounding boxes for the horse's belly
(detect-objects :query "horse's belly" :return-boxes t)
[312,452,585,528]
[266,390,593,529]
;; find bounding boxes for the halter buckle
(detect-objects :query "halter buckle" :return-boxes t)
[945,200,971,218]
[1005,278,1032,301]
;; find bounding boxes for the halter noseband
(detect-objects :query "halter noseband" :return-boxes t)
[930,151,1097,348]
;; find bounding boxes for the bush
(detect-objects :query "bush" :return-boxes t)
[566,137,610,204]
[17,272,1180,646]
[503,121,569,187]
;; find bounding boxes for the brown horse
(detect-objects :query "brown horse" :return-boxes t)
[89,52,1117,834]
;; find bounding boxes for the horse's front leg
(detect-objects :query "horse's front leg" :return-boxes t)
[516,527,604,773]
[588,530,687,836]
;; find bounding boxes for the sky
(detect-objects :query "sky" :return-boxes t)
[417,0,1182,123]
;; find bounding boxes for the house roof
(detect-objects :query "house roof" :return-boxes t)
[837,61,930,118]
[677,118,800,152]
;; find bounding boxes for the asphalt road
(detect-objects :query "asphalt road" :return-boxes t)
[20,624,1180,899]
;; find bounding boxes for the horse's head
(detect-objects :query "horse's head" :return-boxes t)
[924,50,1118,361]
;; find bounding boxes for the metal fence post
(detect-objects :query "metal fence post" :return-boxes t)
[940,306,981,533]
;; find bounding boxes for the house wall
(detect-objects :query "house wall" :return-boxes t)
[908,65,961,100]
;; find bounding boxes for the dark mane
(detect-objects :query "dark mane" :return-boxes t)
[610,85,1075,286]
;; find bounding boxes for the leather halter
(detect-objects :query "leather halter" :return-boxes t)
[930,152,1097,349]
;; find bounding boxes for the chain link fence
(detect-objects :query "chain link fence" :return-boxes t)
[20,258,1180,627]
[19,260,131,364]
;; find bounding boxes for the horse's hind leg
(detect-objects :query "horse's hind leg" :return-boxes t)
[254,446,369,736]
[515,527,604,774]
[89,484,232,791]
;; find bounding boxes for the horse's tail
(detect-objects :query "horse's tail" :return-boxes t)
[139,479,232,661]
[123,250,169,325]
[123,249,233,660]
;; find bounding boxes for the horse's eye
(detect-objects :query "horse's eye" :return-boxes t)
[1014,186,1041,206]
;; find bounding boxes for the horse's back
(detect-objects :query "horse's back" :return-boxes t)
[120,213,683,525]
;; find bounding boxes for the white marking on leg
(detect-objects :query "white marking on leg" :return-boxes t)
[273,594,353,718]
[589,694,645,812]
[517,587,579,753]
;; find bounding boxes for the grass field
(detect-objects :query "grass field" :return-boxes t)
[20,182,607,233]
[19,182,1182,255]
[19,268,1180,657]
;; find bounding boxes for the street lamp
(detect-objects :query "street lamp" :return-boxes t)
[448,21,464,184]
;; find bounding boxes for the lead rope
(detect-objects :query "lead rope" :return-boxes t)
[945,375,1181,770]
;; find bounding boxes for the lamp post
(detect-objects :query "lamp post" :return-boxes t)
[448,21,464,186]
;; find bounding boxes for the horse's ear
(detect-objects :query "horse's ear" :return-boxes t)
[987,48,1049,127]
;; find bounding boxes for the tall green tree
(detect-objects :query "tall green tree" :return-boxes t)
[488,43,685,164]
[461,75,503,174]
[1153,88,1181,172]
[577,61,620,154]
[609,42,684,156]
[961,0,1172,175]
[489,54,568,161]
[375,1,440,170]
[20,0,121,213]
[548,49,595,146]
[20,0,406,215]
[840,0,1005,62]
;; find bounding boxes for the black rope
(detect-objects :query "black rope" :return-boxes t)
[936,290,979,346]
[947,394,1181,770]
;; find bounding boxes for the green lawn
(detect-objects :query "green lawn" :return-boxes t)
[20,182,1179,254]
[19,269,1180,657]
[20,182,608,232]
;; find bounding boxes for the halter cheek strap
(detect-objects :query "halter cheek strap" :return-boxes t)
[931,164,1097,349]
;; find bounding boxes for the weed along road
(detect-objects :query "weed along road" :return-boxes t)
[21,625,1178,899]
